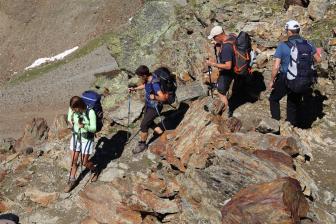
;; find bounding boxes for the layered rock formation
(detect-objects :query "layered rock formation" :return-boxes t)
[0,0,335,223]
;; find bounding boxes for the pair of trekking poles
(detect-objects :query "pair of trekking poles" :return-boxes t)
[68,118,89,183]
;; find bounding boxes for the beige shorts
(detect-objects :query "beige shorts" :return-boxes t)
[70,134,94,155]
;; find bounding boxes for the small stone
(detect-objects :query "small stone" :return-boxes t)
[256,118,279,134]
[118,162,129,170]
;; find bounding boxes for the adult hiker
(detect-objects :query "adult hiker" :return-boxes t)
[65,96,97,193]
[268,20,321,127]
[206,25,252,116]
[128,65,168,154]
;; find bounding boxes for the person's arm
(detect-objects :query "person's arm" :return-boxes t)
[269,58,281,90]
[129,84,145,92]
[313,52,321,63]
[206,43,233,70]
[67,108,74,128]
[207,60,232,70]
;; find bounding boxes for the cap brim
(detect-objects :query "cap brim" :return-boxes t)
[208,35,214,40]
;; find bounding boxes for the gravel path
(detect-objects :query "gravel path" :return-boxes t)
[0,45,118,139]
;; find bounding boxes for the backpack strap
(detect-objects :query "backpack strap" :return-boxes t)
[285,40,295,49]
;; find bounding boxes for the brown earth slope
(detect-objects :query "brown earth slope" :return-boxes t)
[0,0,143,84]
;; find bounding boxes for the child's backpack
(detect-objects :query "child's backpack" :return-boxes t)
[286,40,316,93]
[81,90,103,132]
[223,31,252,75]
[152,67,177,105]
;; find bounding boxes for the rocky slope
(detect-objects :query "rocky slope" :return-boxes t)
[1,0,336,223]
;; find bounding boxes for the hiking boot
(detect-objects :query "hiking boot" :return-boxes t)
[132,141,147,154]
[64,179,76,193]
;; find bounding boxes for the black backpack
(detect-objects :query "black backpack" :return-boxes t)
[286,39,316,93]
[81,90,103,132]
[223,31,252,75]
[152,67,177,105]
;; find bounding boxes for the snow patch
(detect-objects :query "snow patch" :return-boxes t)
[25,46,79,70]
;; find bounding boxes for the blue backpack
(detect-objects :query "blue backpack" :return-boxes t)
[286,39,316,93]
[152,67,177,105]
[81,90,103,132]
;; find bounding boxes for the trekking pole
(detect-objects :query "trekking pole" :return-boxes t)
[68,126,76,183]
[207,63,213,98]
[127,94,131,140]
[126,128,141,144]
[154,104,166,131]
[78,126,83,174]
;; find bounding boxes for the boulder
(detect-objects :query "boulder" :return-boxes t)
[80,184,142,224]
[176,82,206,102]
[228,131,303,156]
[48,114,70,140]
[150,97,222,171]
[110,98,144,126]
[80,173,179,223]
[221,177,309,224]
[308,0,330,21]
[14,118,49,153]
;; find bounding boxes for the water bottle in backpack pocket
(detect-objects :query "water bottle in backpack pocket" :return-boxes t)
[81,90,103,132]
[286,40,317,93]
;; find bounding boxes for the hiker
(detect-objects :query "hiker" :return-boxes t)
[128,65,168,154]
[65,96,97,192]
[269,20,321,127]
[206,25,252,116]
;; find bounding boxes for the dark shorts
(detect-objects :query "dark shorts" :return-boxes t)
[140,106,162,132]
[217,73,234,95]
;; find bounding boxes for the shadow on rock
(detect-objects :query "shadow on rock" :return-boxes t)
[298,89,327,129]
[229,71,266,114]
[148,102,190,145]
[90,130,129,178]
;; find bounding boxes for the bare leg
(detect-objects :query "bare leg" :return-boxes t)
[69,151,80,179]
[82,154,94,171]
[140,131,148,142]
[218,92,228,111]
[153,126,163,135]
